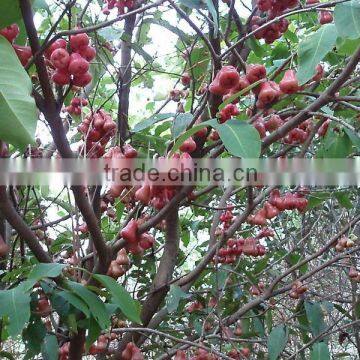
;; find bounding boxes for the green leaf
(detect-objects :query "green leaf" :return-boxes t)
[310,342,330,360]
[116,201,125,222]
[41,334,59,360]
[333,352,352,358]
[344,128,360,150]
[334,192,353,209]
[355,299,360,318]
[22,316,46,355]
[33,0,51,13]
[193,318,203,336]
[170,118,261,158]
[105,303,119,316]
[155,121,171,136]
[182,228,190,247]
[0,351,15,360]
[268,325,288,360]
[172,113,194,139]
[336,37,360,55]
[287,253,308,274]
[44,196,74,214]
[66,313,78,335]
[246,37,266,58]
[98,27,123,42]
[334,304,352,320]
[213,119,261,158]
[284,30,298,43]
[93,274,141,324]
[271,43,290,60]
[296,302,311,343]
[85,317,101,352]
[169,118,217,155]
[132,43,153,63]
[142,18,189,43]
[136,22,151,46]
[334,0,360,40]
[28,263,66,281]
[0,287,31,337]
[133,113,175,132]
[0,37,38,150]
[297,24,338,84]
[265,309,273,332]
[56,290,90,317]
[67,281,110,329]
[254,257,269,274]
[307,192,330,209]
[205,0,218,38]
[178,0,203,9]
[166,285,191,313]
[0,0,22,28]
[50,292,70,317]
[252,313,265,337]
[305,302,327,337]
[319,131,353,158]
[211,266,229,291]
[190,46,210,82]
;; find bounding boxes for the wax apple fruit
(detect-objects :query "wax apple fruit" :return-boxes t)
[70,32,90,50]
[312,64,324,81]
[179,136,197,153]
[264,114,284,132]
[318,11,333,24]
[258,81,280,105]
[46,32,95,87]
[0,234,9,257]
[0,24,20,43]
[77,45,97,61]
[253,119,266,138]
[174,350,187,360]
[50,48,71,69]
[72,72,92,87]
[122,143,138,158]
[279,70,299,94]
[121,342,144,360]
[68,53,90,75]
[217,66,240,89]
[13,45,32,66]
[246,64,266,84]
[37,297,52,317]
[181,72,191,86]
[121,219,138,243]
[209,65,241,96]
[52,69,71,86]
[135,183,151,205]
[219,103,239,123]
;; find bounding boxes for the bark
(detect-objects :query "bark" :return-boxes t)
[117,13,136,145]
[113,208,180,358]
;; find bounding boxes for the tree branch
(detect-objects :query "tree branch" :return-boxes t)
[0,187,52,264]
[118,13,136,145]
[114,208,180,356]
[262,45,360,150]
[20,0,110,273]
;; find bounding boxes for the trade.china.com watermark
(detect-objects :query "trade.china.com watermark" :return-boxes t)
[104,161,258,185]
[0,158,358,186]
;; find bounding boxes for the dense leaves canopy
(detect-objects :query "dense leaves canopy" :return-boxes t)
[0,0,359,359]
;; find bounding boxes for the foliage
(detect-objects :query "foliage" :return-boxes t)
[0,0,359,359]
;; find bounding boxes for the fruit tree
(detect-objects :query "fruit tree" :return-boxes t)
[0,0,359,359]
